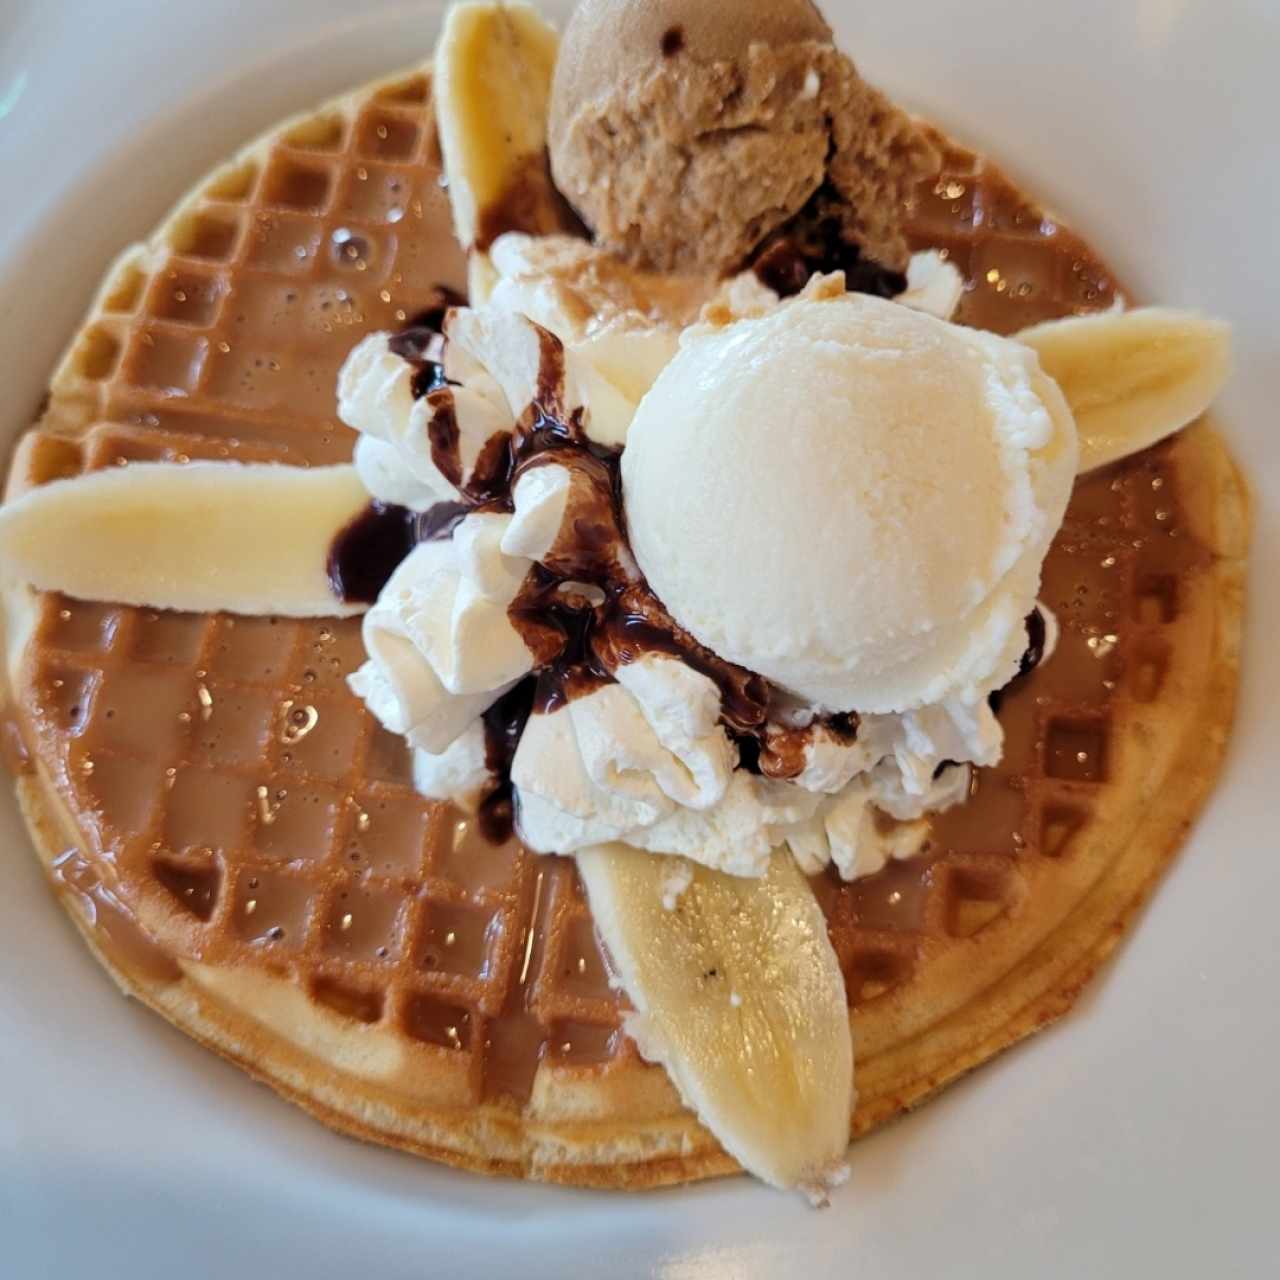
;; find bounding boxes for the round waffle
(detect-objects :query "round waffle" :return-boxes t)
[0,66,1247,1188]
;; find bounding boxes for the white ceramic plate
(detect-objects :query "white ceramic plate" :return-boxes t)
[1,2,1276,1275]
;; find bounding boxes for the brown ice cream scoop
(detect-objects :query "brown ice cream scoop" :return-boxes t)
[548,0,938,277]
[549,0,833,101]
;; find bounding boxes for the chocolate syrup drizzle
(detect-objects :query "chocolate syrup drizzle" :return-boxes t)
[988,607,1047,716]
[327,504,419,606]
[387,308,460,401]
[751,183,908,299]
[478,680,536,842]
[327,499,468,604]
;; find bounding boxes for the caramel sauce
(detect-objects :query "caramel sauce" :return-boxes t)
[482,858,583,1103]
[50,849,182,984]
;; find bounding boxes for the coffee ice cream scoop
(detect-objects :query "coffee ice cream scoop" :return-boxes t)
[548,0,937,277]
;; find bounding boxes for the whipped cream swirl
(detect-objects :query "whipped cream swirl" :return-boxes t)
[337,244,1017,880]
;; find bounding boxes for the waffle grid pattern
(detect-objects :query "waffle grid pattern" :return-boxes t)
[15,80,1202,1098]
[907,130,1119,337]
[44,69,461,469]
[29,591,629,1100]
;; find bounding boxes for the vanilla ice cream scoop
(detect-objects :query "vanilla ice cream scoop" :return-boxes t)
[621,284,1078,714]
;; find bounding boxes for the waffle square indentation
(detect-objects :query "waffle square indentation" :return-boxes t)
[944,863,1020,938]
[969,233,1068,315]
[82,427,171,469]
[555,916,614,999]
[845,946,916,1005]
[364,724,414,785]
[298,620,366,689]
[171,209,244,262]
[151,852,222,922]
[345,789,433,876]
[312,976,383,1023]
[203,159,259,203]
[909,173,979,240]
[148,268,226,327]
[261,157,333,212]
[846,857,932,932]
[357,111,420,160]
[36,666,98,736]
[1039,805,1088,859]
[1044,717,1109,783]
[283,114,346,152]
[207,616,298,685]
[547,1021,618,1067]
[244,211,326,274]
[74,751,162,839]
[324,227,392,280]
[1131,641,1171,703]
[432,815,523,898]
[187,682,277,769]
[279,693,364,781]
[125,328,207,395]
[374,74,429,105]
[252,782,342,863]
[322,883,408,962]
[404,994,473,1050]
[163,769,255,853]
[71,326,122,381]
[335,164,415,222]
[87,666,195,759]
[42,598,122,653]
[1135,573,1179,625]
[224,276,303,334]
[932,768,1024,856]
[129,611,208,665]
[201,342,295,412]
[232,868,314,946]
[419,901,502,978]
[101,259,148,314]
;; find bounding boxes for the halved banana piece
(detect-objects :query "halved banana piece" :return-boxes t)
[1019,307,1231,474]
[0,462,367,617]
[434,1,569,303]
[576,842,853,1198]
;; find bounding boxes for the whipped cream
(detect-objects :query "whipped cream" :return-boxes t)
[346,448,628,753]
[347,521,529,755]
[338,245,1031,883]
[510,676,1018,879]
[339,234,963,513]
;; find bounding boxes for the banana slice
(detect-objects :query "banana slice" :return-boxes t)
[0,462,368,617]
[1018,307,1231,474]
[576,842,853,1198]
[434,1,569,303]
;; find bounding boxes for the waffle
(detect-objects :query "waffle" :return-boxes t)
[0,67,1247,1188]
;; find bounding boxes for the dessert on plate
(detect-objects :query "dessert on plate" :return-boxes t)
[0,0,1246,1195]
